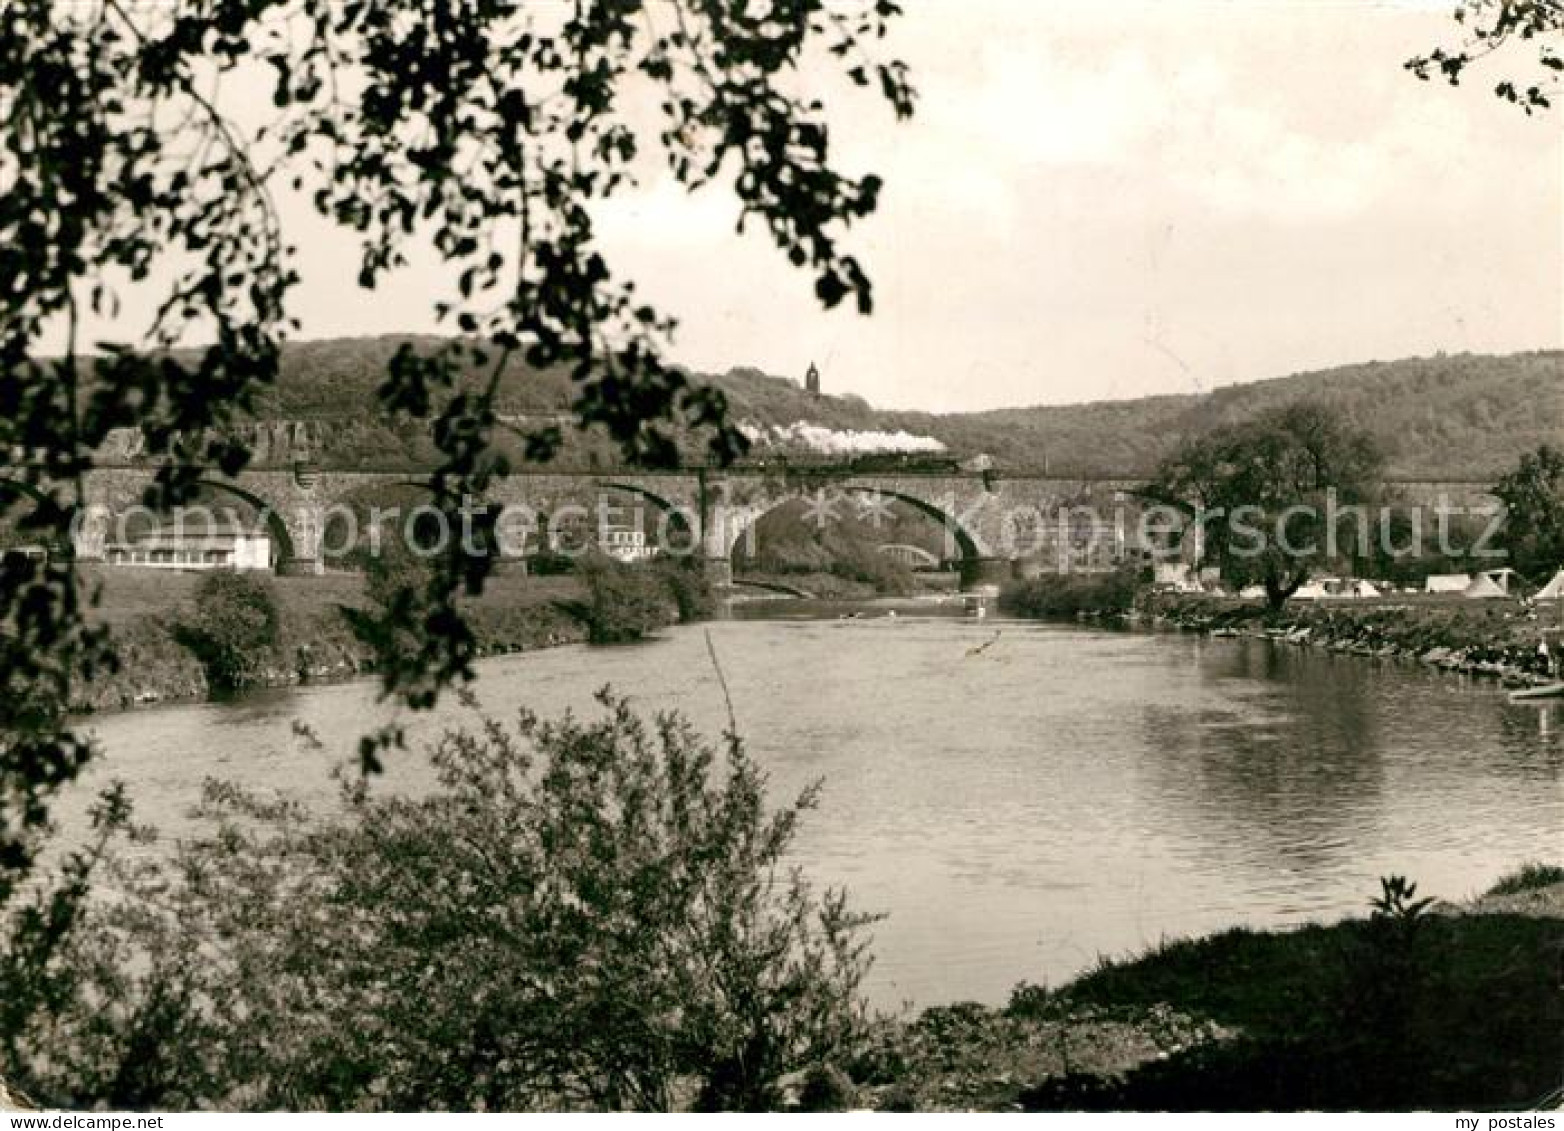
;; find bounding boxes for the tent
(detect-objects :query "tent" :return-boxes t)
[1426,573,1470,594]
[1341,578,1381,598]
[1153,562,1196,590]
[1477,567,1520,595]
[1534,569,1564,602]
[1293,579,1333,600]
[1463,572,1507,599]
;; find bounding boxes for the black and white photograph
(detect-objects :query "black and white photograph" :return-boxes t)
[0,0,1561,1115]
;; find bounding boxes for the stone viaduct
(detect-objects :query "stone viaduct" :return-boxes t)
[54,451,1500,589]
[66,461,1144,586]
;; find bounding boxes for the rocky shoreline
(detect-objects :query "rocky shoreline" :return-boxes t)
[1125,592,1561,689]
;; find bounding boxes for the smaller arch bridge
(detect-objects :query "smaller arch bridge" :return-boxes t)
[877,543,942,570]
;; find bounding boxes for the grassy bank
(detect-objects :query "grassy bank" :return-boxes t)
[1143,591,1560,685]
[854,865,1564,1111]
[73,566,589,712]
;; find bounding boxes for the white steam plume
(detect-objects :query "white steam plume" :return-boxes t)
[740,420,947,456]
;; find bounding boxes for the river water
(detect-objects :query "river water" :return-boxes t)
[73,616,1564,1008]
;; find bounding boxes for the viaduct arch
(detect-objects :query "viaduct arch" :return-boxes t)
[715,482,988,584]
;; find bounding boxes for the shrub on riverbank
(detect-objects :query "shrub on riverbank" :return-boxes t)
[0,695,877,1111]
[653,555,717,623]
[735,556,918,598]
[571,554,674,643]
[564,554,725,642]
[176,572,283,691]
[999,566,1141,620]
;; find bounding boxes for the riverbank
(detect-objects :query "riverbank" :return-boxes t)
[853,863,1564,1112]
[73,566,588,713]
[1139,591,1560,687]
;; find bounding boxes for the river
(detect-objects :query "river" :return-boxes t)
[72,616,1564,1009]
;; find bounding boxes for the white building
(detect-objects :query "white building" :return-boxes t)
[598,528,654,563]
[103,521,272,572]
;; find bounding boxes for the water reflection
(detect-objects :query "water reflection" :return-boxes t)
[1139,642,1386,888]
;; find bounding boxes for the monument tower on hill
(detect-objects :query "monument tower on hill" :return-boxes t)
[805,361,821,396]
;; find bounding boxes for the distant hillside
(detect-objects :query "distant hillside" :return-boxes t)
[910,352,1562,479]
[242,338,1560,479]
[713,353,1561,480]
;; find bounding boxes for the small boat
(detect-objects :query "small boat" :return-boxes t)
[1508,681,1564,702]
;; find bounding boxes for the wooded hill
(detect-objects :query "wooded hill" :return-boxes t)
[245,337,1560,479]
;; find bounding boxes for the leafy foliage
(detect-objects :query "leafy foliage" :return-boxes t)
[1492,443,1564,581]
[1144,402,1383,609]
[0,0,914,883]
[999,566,1142,620]
[0,785,139,1109]
[0,694,878,1111]
[1409,0,1564,113]
[177,572,282,692]
[1485,861,1564,896]
[1369,875,1436,922]
[573,553,674,644]
[653,554,718,624]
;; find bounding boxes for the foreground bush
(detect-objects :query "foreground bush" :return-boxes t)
[0,694,876,1111]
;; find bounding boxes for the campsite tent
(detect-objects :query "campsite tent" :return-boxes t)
[1153,562,1198,590]
[1477,568,1521,595]
[1463,572,1507,599]
[1426,573,1470,594]
[1533,569,1564,601]
[1341,579,1381,598]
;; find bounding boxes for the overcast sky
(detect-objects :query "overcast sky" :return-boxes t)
[596,0,1558,411]
[74,0,1564,412]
